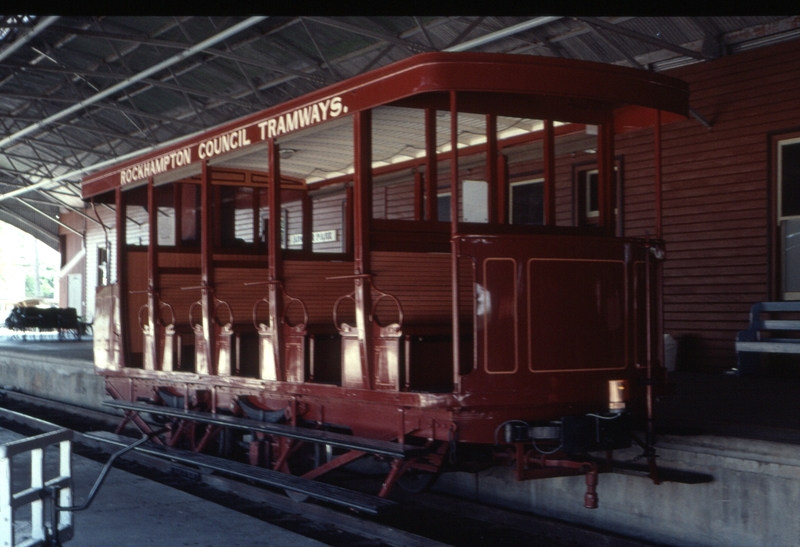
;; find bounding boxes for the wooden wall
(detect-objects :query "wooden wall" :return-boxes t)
[617,39,800,371]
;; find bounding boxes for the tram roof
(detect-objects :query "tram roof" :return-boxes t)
[0,16,795,248]
[80,52,689,199]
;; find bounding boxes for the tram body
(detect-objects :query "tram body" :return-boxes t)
[82,53,688,501]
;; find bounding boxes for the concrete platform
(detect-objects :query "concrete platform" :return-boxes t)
[0,426,327,547]
[3,332,800,546]
[0,332,102,411]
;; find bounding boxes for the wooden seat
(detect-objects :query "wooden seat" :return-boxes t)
[735,301,800,375]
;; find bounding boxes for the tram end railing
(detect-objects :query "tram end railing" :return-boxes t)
[1,429,74,547]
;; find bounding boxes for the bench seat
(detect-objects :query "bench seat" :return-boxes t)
[735,301,800,375]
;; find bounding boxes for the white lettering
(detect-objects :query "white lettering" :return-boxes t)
[254,95,346,141]
[319,99,331,120]
[298,106,312,128]
[119,146,192,186]
[285,111,298,133]
[330,97,342,117]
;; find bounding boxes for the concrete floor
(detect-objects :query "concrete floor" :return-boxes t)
[3,331,800,546]
[1,426,328,547]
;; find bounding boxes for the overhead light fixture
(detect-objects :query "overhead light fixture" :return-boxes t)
[279,148,296,159]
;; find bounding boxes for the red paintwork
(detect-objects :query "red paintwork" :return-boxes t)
[85,53,687,496]
[82,52,688,199]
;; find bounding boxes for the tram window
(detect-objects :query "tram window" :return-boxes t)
[124,186,149,246]
[575,165,620,228]
[258,189,269,246]
[372,178,415,221]
[97,246,108,287]
[125,209,148,245]
[312,193,345,253]
[219,186,254,247]
[437,193,451,222]
[180,183,200,245]
[157,207,176,246]
[462,180,488,223]
[155,185,175,246]
[778,137,800,299]
[584,170,600,220]
[510,179,544,225]
[284,202,303,249]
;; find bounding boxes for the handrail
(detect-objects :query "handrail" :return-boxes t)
[131,289,176,333]
[1,429,73,547]
[246,280,309,330]
[183,284,233,329]
[328,274,403,330]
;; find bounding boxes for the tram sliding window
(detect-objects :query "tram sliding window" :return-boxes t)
[437,193,450,222]
[219,185,255,247]
[179,183,200,246]
[124,186,149,246]
[155,184,175,246]
[575,165,621,229]
[510,178,544,225]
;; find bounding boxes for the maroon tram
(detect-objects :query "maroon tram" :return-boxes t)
[81,52,688,507]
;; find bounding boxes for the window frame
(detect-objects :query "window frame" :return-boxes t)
[509,177,545,225]
[773,131,800,300]
[572,156,624,236]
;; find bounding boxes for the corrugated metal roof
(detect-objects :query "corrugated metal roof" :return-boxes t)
[0,15,796,248]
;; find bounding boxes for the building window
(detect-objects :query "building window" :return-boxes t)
[574,161,622,234]
[97,246,108,287]
[778,136,800,299]
[510,178,544,225]
[437,192,451,222]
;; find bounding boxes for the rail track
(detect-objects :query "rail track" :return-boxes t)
[0,388,666,547]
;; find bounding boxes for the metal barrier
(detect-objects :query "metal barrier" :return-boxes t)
[0,429,73,547]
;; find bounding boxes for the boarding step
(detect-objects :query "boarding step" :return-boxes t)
[104,399,420,459]
[84,430,397,515]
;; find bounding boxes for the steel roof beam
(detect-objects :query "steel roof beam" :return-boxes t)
[583,19,646,69]
[0,16,59,62]
[0,61,266,107]
[38,187,101,225]
[302,17,431,55]
[0,16,268,151]
[44,23,332,86]
[443,17,486,50]
[0,205,59,249]
[301,18,343,80]
[576,17,709,61]
[16,197,82,236]
[445,17,561,52]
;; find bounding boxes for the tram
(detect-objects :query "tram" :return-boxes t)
[81,52,688,506]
